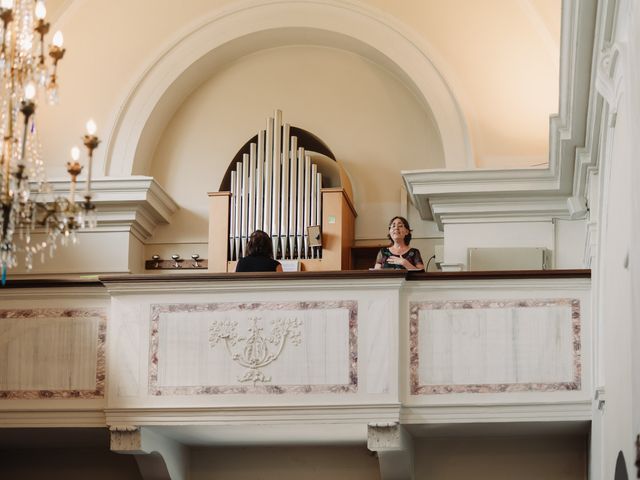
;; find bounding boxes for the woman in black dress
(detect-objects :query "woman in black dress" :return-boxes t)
[373,216,424,271]
[235,230,283,272]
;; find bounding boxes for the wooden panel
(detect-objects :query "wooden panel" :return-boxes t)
[350,246,384,270]
[99,269,590,284]
[208,191,231,272]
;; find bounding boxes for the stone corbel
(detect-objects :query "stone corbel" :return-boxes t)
[109,425,188,480]
[368,422,415,480]
[596,42,624,114]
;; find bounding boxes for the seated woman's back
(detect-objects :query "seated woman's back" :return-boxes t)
[236,254,281,272]
[235,230,283,272]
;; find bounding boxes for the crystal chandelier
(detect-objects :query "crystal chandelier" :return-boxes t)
[0,0,99,281]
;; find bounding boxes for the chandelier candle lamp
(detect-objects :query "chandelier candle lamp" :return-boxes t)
[0,0,99,283]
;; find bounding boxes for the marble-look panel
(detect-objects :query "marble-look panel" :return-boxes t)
[363,298,393,394]
[0,308,106,399]
[409,299,581,394]
[149,301,357,395]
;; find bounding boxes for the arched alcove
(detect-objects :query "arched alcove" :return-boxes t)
[105,0,472,178]
[220,126,336,192]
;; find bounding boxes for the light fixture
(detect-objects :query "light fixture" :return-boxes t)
[0,0,99,281]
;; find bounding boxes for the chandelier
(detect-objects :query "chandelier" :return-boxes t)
[0,0,99,282]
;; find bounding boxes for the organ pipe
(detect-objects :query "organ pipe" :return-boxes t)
[228,110,324,262]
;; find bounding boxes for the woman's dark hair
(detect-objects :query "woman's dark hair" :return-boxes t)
[246,230,274,258]
[387,216,412,245]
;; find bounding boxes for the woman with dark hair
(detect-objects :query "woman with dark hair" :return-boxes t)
[235,230,283,272]
[373,216,424,271]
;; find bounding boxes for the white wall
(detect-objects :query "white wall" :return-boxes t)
[589,0,640,476]
[443,221,554,268]
[627,0,640,459]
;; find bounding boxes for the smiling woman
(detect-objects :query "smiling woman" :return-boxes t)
[373,216,425,271]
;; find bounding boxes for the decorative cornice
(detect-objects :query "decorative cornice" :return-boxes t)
[96,269,590,294]
[402,0,599,229]
[43,176,178,240]
[104,404,402,425]
[109,424,139,432]
[584,220,598,267]
[0,409,107,427]
[99,275,407,294]
[400,400,592,423]
[571,0,622,208]
[429,195,570,229]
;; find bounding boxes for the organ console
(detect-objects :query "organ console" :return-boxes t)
[208,110,356,272]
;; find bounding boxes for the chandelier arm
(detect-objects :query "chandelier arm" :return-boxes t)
[0,1,98,273]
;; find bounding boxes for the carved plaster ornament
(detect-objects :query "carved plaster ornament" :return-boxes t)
[596,42,624,115]
[209,316,302,384]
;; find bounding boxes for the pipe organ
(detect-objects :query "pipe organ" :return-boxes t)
[209,110,356,272]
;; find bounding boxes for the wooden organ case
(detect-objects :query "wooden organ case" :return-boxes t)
[208,110,356,272]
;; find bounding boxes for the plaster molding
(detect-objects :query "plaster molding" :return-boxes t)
[105,0,472,177]
[402,0,599,229]
[110,427,143,453]
[368,422,415,480]
[400,400,592,424]
[584,220,599,267]
[571,0,622,210]
[105,404,401,426]
[596,42,624,110]
[209,317,303,385]
[110,426,188,480]
[109,424,140,433]
[429,195,570,229]
[404,277,591,292]
[100,277,406,295]
[43,176,178,241]
[0,409,107,427]
[0,287,109,299]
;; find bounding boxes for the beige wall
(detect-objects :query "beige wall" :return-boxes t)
[149,45,444,244]
[0,437,587,480]
[189,435,585,480]
[190,445,379,480]
[366,0,560,168]
[415,435,587,480]
[43,0,559,179]
[28,0,560,256]
[0,448,142,480]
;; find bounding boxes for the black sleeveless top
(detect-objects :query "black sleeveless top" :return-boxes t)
[235,255,281,272]
[375,247,424,270]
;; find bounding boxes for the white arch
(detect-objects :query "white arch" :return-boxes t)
[106,0,473,176]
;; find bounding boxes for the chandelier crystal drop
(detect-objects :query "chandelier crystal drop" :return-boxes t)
[0,0,99,281]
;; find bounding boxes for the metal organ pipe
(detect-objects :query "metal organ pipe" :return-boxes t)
[264,117,273,237]
[296,147,304,258]
[303,154,311,258]
[310,164,317,258]
[248,144,257,236]
[288,136,297,259]
[229,170,237,260]
[240,154,249,257]
[228,110,323,262]
[255,131,265,232]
